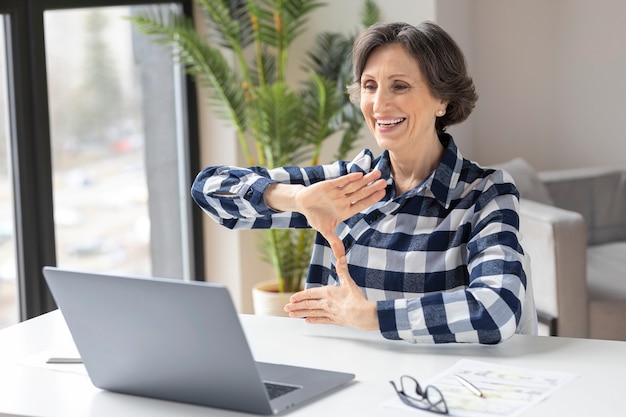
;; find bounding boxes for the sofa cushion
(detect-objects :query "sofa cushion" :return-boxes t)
[587,241,626,301]
[492,158,555,205]
[540,168,626,244]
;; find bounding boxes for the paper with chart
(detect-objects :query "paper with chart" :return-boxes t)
[383,359,578,416]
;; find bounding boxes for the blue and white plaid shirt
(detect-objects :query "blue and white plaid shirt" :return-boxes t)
[192,133,530,344]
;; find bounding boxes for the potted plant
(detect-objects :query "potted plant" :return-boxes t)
[131,0,379,311]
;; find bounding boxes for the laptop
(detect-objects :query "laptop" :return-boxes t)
[42,266,354,415]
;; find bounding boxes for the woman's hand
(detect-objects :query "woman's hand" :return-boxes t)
[293,171,387,258]
[284,256,379,331]
[264,170,386,259]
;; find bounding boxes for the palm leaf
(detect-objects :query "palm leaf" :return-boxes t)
[196,0,254,84]
[300,73,341,164]
[305,31,364,161]
[254,0,325,47]
[132,0,377,292]
[248,83,310,167]
[196,0,249,49]
[131,10,247,133]
[131,9,256,163]
[260,228,316,292]
[304,32,352,83]
[361,0,381,27]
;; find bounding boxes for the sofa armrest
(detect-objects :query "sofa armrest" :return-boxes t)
[519,200,589,337]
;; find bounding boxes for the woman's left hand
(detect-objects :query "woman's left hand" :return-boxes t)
[284,256,379,331]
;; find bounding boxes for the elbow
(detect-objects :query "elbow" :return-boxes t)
[477,308,521,344]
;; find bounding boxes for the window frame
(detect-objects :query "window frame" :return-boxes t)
[1,0,204,320]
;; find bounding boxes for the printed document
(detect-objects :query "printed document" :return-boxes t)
[383,359,578,416]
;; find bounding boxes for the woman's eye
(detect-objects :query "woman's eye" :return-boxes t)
[392,83,410,92]
[362,81,376,91]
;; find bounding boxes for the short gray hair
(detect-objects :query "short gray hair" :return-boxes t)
[347,21,478,133]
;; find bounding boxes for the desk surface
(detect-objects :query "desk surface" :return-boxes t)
[0,310,624,416]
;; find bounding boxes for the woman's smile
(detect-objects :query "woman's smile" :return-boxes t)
[376,117,407,130]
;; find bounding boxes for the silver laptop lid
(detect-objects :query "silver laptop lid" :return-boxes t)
[43,266,275,414]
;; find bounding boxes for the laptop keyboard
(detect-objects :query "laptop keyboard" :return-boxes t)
[264,382,300,400]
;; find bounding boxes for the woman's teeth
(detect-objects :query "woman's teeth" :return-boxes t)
[377,118,405,127]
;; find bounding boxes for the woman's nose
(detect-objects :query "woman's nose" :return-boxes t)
[372,89,392,112]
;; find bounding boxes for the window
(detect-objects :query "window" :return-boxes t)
[0,15,18,327]
[1,0,203,324]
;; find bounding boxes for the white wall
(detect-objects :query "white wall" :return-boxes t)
[469,0,626,170]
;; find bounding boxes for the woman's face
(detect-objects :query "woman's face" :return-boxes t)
[359,43,446,154]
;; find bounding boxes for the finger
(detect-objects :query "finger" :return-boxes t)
[285,301,317,316]
[362,169,383,184]
[346,178,387,202]
[317,226,345,259]
[333,172,365,189]
[287,287,325,304]
[335,255,355,288]
[349,189,386,213]
[327,235,345,259]
[284,298,314,317]
[336,171,381,195]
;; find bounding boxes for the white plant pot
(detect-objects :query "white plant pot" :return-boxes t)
[252,280,296,317]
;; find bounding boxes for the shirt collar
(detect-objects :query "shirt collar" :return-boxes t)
[374,133,464,209]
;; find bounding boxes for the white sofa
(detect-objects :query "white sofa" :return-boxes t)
[495,158,626,340]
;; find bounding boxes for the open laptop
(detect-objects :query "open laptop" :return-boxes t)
[42,266,354,415]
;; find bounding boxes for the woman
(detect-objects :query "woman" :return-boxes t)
[192,21,536,344]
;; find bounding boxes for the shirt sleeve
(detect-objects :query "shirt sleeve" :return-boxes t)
[190,149,377,230]
[377,170,528,344]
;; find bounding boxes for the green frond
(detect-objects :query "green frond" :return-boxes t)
[255,0,325,47]
[304,32,352,83]
[196,0,248,49]
[361,0,381,27]
[131,9,252,162]
[300,73,342,163]
[132,0,377,292]
[248,83,310,167]
[223,0,256,48]
[196,0,256,86]
[305,31,363,161]
[259,228,315,292]
[280,0,326,45]
[253,50,278,85]
[334,108,363,160]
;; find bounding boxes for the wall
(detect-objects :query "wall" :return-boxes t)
[469,0,626,170]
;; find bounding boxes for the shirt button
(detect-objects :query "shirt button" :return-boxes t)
[367,212,381,224]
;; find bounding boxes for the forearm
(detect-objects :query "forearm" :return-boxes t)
[263,183,305,212]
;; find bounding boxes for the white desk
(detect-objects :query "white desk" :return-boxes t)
[0,310,624,416]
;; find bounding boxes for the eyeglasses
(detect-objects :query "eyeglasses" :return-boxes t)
[390,375,449,415]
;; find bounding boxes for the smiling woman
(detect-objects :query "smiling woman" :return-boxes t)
[192,21,537,345]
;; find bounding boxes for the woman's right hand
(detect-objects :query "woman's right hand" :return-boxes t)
[293,171,387,259]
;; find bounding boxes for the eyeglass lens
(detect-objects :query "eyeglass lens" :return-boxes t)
[390,375,449,415]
